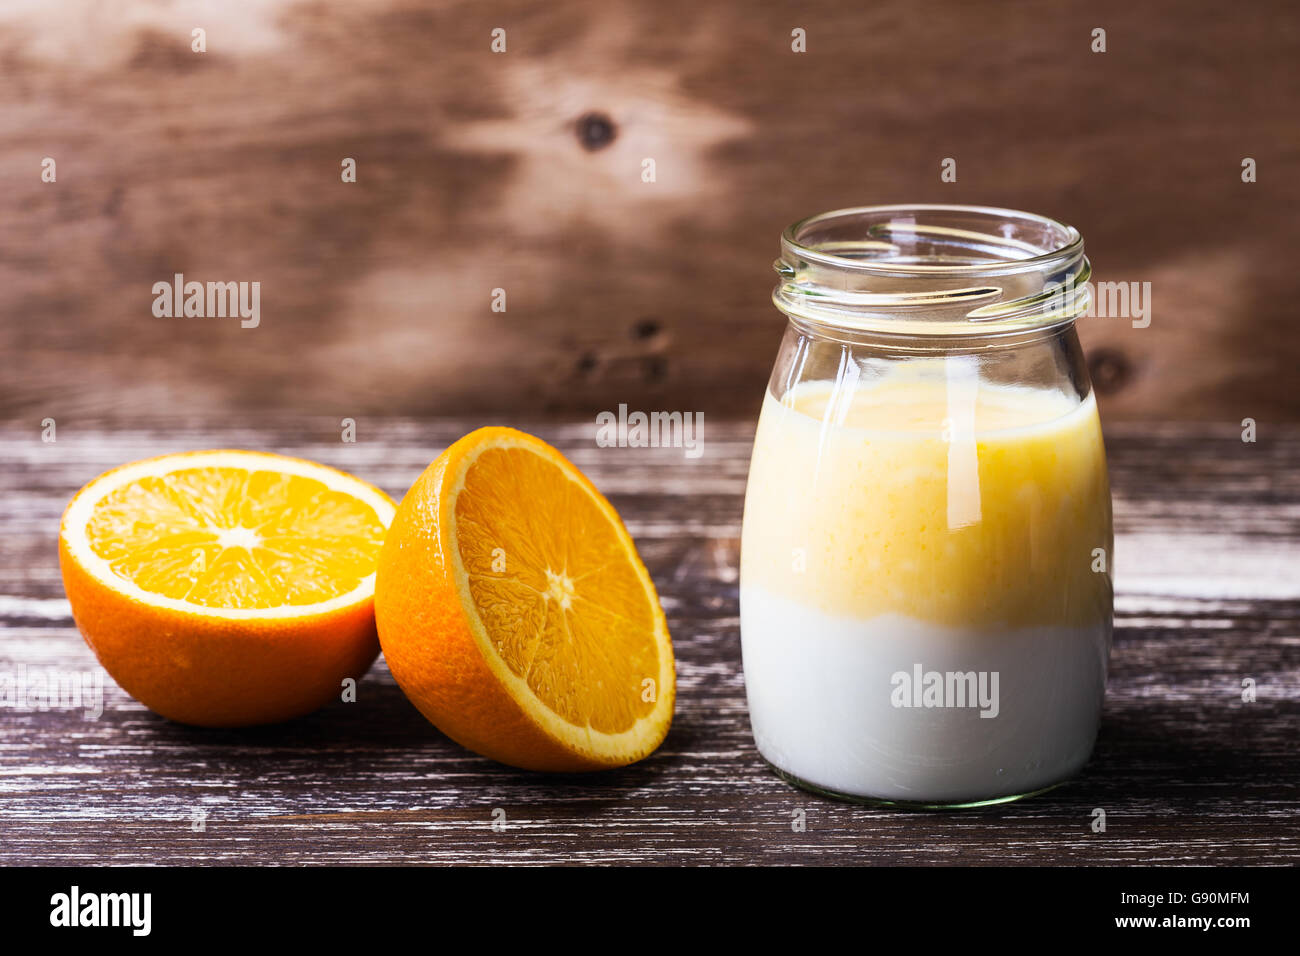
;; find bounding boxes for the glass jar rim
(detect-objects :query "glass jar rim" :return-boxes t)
[774,203,1091,338]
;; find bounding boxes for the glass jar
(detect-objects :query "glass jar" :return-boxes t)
[739,204,1113,808]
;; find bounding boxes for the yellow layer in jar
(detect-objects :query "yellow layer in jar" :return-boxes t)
[740,362,1113,630]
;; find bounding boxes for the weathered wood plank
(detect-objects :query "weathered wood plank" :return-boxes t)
[0,421,1297,864]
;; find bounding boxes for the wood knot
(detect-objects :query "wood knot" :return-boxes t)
[631,318,661,341]
[1088,348,1133,394]
[642,355,668,384]
[575,112,617,151]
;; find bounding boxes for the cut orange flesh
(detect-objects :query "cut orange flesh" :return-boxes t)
[375,427,675,771]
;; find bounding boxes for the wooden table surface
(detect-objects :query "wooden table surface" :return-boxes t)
[1,420,1297,865]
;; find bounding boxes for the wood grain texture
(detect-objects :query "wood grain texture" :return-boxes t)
[0,420,1297,865]
[1,0,1298,424]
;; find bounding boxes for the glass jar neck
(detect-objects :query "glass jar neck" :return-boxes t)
[773,204,1090,343]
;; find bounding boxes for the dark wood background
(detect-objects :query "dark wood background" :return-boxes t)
[2,0,1298,424]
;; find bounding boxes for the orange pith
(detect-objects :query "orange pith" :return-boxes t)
[59,451,396,727]
[375,427,675,772]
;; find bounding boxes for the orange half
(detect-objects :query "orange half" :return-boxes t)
[375,427,675,771]
[59,450,395,726]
